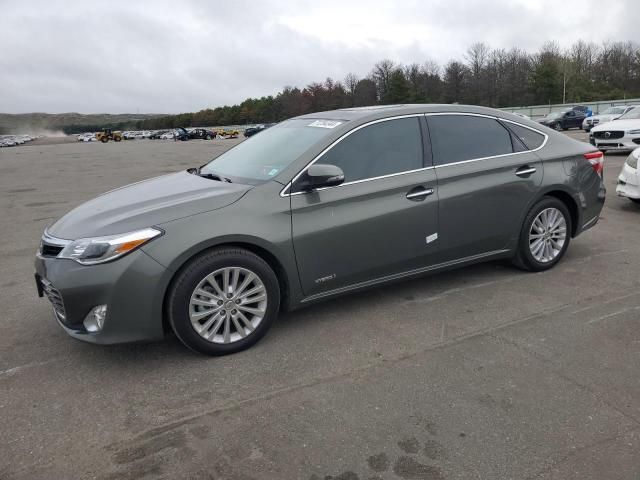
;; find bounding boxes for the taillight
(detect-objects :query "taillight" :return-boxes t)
[584,151,604,176]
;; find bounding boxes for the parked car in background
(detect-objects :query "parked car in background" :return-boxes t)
[571,105,592,117]
[538,109,586,131]
[35,104,605,355]
[244,123,276,137]
[174,127,190,141]
[582,106,636,132]
[189,128,217,140]
[149,130,169,139]
[160,131,175,140]
[244,125,266,137]
[590,107,640,152]
[616,147,640,203]
[218,128,240,138]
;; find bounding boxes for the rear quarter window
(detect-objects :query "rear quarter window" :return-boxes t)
[505,123,545,150]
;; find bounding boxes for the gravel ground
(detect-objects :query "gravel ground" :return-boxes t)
[0,134,638,480]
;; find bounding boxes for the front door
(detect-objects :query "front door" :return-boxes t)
[290,116,440,298]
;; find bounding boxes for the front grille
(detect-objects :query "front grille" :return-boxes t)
[593,131,624,139]
[41,279,66,321]
[39,231,70,258]
[41,242,64,257]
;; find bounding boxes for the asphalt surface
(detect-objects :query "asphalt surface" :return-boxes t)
[0,133,639,480]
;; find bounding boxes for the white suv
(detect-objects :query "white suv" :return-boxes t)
[616,148,640,203]
[583,105,635,132]
[590,108,640,152]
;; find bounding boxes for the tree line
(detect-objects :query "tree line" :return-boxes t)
[135,40,640,130]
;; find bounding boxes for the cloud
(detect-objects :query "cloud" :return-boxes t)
[0,0,634,113]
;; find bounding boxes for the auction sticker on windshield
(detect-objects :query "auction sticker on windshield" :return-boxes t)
[307,120,343,128]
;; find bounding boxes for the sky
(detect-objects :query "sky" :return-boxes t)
[0,0,635,114]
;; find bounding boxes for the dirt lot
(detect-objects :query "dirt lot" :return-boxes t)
[0,135,639,479]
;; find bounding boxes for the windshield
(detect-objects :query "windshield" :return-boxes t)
[617,107,640,120]
[545,112,563,119]
[602,107,626,115]
[200,118,345,183]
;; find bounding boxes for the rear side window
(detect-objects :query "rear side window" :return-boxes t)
[319,117,423,183]
[428,115,513,165]
[505,123,545,150]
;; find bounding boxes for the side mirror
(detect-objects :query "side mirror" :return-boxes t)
[297,164,345,191]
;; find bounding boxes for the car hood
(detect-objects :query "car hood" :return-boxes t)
[592,114,618,123]
[592,119,640,132]
[48,170,251,239]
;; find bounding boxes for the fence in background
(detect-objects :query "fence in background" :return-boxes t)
[500,98,640,118]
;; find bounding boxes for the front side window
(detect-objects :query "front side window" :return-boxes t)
[428,115,514,165]
[317,117,423,183]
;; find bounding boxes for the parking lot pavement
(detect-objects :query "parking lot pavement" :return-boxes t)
[0,137,639,479]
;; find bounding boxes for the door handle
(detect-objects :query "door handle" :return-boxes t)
[406,187,434,200]
[515,166,537,177]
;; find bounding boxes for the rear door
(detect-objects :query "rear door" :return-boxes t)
[426,114,545,262]
[289,116,440,298]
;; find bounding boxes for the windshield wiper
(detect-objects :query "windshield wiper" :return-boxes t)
[190,167,232,183]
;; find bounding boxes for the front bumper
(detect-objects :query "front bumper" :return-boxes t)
[617,163,640,199]
[593,134,640,152]
[34,249,168,344]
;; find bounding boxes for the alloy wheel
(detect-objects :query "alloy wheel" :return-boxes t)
[528,207,567,263]
[189,267,267,344]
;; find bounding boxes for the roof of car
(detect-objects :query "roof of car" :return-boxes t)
[293,104,536,126]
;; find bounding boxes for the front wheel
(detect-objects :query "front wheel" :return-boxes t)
[513,197,571,272]
[168,248,280,355]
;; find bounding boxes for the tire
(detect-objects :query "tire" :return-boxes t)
[114,136,122,142]
[512,197,571,272]
[100,136,108,143]
[553,123,562,131]
[168,247,280,356]
[206,135,212,140]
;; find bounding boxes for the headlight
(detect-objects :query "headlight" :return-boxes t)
[58,227,162,265]
[627,129,640,135]
[626,150,639,169]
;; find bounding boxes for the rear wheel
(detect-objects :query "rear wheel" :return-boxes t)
[168,248,280,355]
[513,197,571,272]
[114,136,122,142]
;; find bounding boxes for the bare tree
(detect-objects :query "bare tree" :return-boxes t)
[343,73,359,106]
[371,59,396,102]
